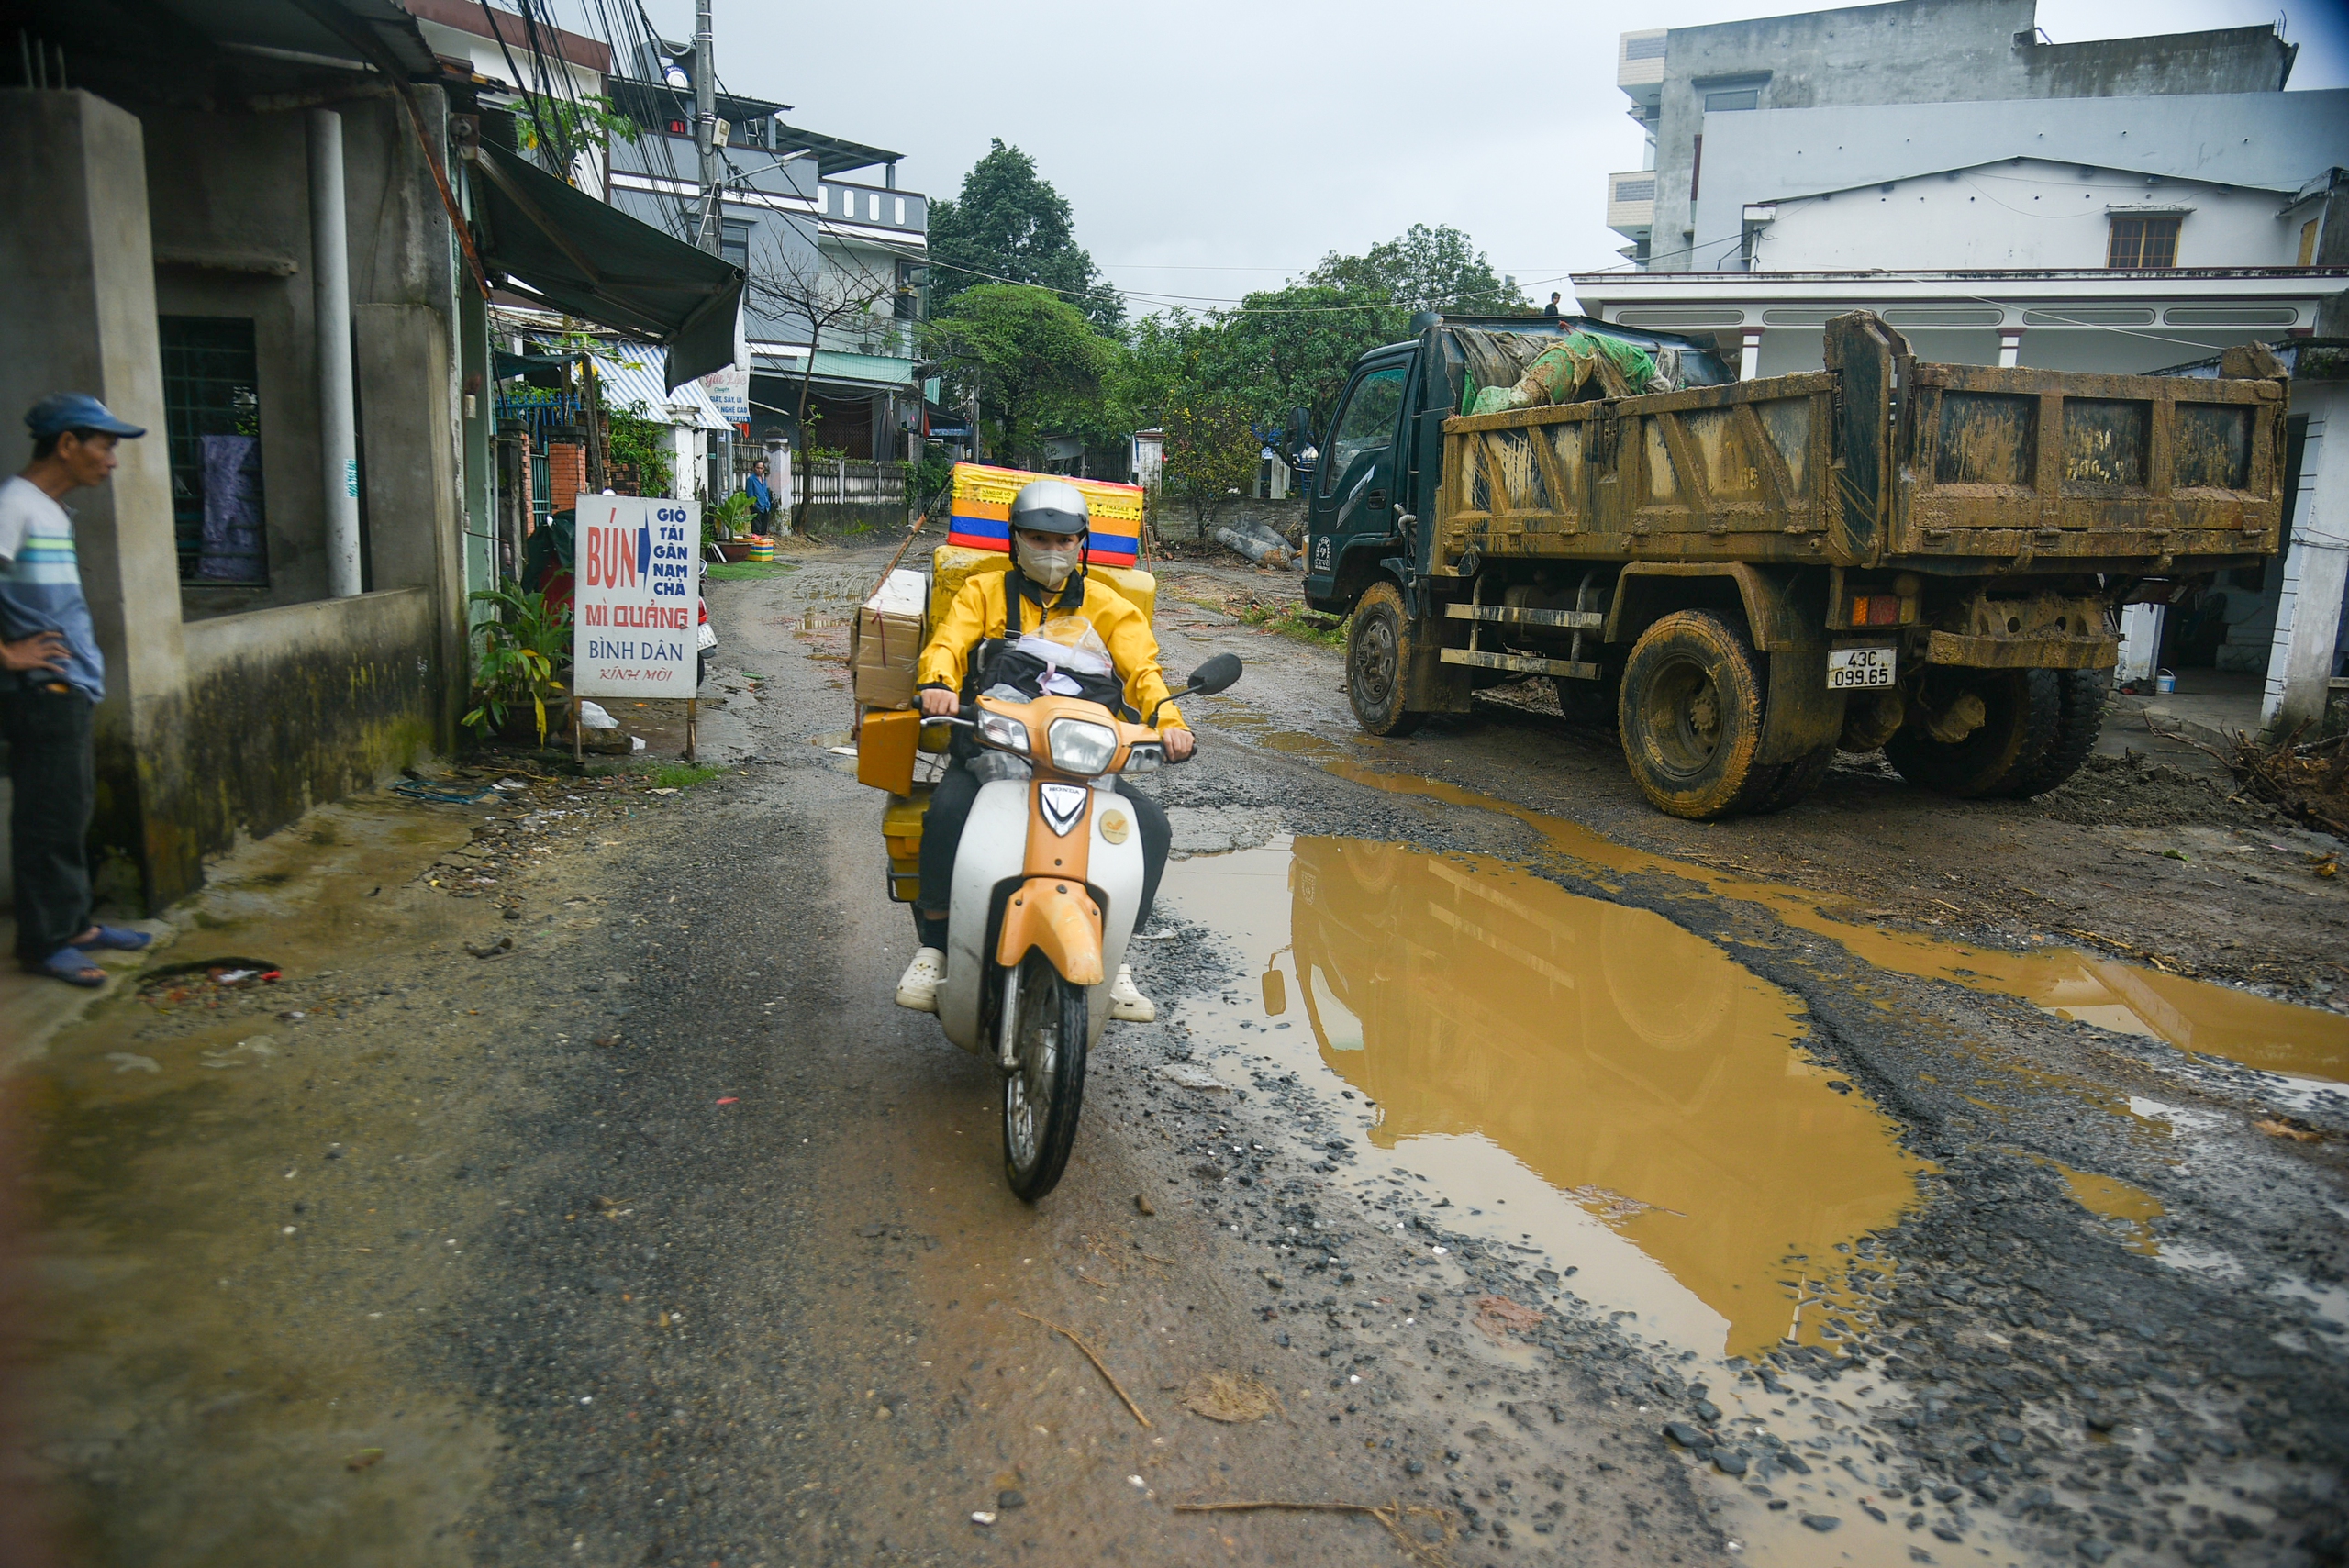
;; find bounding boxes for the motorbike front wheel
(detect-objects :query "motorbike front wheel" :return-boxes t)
[1000,950,1090,1202]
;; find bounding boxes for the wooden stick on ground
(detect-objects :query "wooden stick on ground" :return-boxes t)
[1173,1498,1454,1567]
[1014,1310,1150,1429]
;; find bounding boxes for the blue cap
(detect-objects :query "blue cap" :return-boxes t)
[25,393,146,440]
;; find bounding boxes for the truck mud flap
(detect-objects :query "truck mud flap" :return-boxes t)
[1757,647,1846,766]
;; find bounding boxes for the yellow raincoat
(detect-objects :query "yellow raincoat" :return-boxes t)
[917,572,1187,730]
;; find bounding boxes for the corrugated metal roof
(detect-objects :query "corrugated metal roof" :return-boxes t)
[594,349,731,430]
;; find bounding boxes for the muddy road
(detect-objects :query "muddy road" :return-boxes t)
[6,540,2345,1568]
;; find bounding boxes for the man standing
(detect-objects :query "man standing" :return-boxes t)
[1542,292,1564,318]
[2,394,154,986]
[743,456,775,535]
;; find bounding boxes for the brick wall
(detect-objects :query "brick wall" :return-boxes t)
[547,442,585,513]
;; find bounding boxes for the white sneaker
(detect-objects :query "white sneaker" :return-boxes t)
[1108,963,1155,1023]
[895,947,945,1013]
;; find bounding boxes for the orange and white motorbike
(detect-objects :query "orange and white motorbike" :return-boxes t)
[931,653,1241,1200]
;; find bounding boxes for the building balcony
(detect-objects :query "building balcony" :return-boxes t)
[1607,171,1657,239]
[1618,29,1665,105]
[816,180,926,239]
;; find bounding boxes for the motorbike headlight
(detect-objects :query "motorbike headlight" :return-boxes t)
[1047,717,1119,775]
[1120,742,1163,774]
[974,709,1030,753]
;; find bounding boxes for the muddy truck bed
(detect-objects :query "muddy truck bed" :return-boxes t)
[1301,311,2289,820]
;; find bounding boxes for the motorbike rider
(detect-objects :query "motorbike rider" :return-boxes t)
[894,478,1192,1022]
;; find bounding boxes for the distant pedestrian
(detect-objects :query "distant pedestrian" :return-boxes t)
[1542,292,1564,318]
[744,456,775,534]
[2,394,154,986]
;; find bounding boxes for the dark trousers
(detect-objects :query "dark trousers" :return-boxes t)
[4,683,95,962]
[915,763,1171,951]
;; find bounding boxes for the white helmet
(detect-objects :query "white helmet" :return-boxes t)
[1008,478,1089,537]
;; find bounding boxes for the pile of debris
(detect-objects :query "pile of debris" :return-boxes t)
[1211,517,1299,570]
[2223,727,2349,838]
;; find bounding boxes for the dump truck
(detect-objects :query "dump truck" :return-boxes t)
[1291,311,2289,819]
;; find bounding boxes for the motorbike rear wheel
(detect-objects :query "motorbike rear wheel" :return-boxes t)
[1000,951,1091,1202]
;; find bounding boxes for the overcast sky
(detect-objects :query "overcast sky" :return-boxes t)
[599,0,2348,317]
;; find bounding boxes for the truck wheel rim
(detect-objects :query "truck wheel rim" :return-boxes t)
[1355,616,1398,706]
[1647,658,1723,773]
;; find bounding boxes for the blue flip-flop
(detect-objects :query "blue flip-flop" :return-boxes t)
[71,925,152,952]
[33,948,106,987]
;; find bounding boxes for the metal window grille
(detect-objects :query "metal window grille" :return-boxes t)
[159,315,268,584]
[2107,217,2180,269]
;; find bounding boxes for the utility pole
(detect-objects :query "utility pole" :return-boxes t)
[694,0,719,253]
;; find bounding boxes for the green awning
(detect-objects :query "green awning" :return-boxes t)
[462,142,744,389]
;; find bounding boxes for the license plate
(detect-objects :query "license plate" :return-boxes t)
[696,623,718,650]
[1827,646,1896,690]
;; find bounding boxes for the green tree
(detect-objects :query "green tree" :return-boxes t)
[1107,226,1525,447]
[1161,392,1261,526]
[925,284,1118,467]
[516,93,638,183]
[929,139,1123,333]
[1307,223,1525,315]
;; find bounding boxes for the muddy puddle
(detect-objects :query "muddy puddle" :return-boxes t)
[1295,752,2349,1087]
[1162,837,1926,1366]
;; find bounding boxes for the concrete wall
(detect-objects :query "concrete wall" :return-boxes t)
[1,88,465,910]
[2266,382,2349,730]
[0,89,198,908]
[180,589,439,851]
[1753,161,2302,272]
[1688,90,2349,271]
[1644,0,2294,271]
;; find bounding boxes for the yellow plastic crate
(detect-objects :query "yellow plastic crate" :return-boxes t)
[882,787,931,903]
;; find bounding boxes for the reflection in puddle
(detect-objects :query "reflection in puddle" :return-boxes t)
[1316,759,2349,1084]
[2046,1161,2164,1255]
[1165,838,1925,1362]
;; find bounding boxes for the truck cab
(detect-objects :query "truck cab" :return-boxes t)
[1298,314,1731,618]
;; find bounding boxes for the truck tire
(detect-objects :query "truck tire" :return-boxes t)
[1618,611,1776,820]
[1347,581,1428,737]
[2002,669,2106,798]
[1553,668,1620,728]
[1885,669,2056,798]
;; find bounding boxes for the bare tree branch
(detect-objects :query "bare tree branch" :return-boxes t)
[742,229,907,528]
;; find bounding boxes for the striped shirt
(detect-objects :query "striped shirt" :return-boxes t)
[0,474,104,701]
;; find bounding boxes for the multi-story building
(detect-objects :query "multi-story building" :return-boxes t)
[1609,0,2297,271]
[604,79,929,464]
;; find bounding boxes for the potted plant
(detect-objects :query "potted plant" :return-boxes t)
[706,489,761,560]
[462,584,572,746]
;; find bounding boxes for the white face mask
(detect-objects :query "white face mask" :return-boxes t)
[1015,534,1082,590]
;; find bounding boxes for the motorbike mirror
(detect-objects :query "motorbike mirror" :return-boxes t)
[1185,653,1242,696]
[1260,965,1287,1018]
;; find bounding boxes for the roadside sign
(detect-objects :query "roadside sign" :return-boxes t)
[570,493,701,698]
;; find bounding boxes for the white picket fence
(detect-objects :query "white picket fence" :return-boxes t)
[729,452,908,513]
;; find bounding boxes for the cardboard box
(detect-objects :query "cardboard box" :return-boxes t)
[850,567,926,709]
[853,662,918,709]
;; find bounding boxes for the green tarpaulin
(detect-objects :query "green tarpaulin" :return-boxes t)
[464,142,744,390]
